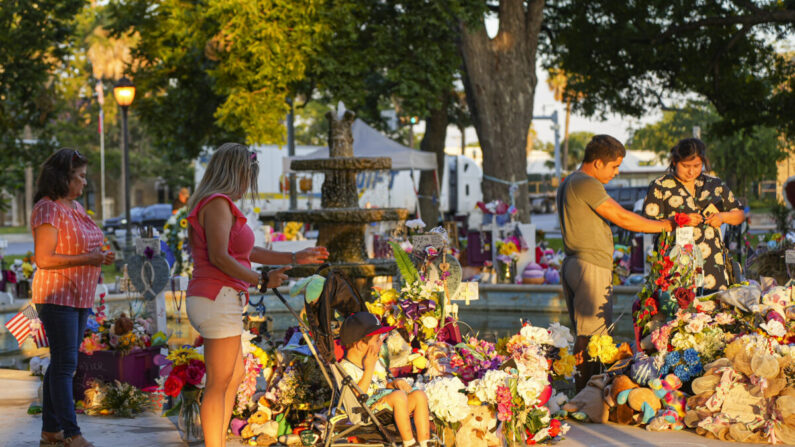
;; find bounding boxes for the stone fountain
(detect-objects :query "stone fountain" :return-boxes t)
[276,109,409,283]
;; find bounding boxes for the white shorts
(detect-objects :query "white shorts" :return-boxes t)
[186,286,245,339]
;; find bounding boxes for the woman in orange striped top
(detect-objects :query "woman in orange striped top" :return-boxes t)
[32,148,114,447]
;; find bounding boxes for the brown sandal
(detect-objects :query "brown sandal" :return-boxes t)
[40,431,64,447]
[63,435,95,447]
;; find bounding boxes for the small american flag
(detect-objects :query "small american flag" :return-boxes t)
[30,320,49,348]
[4,305,38,347]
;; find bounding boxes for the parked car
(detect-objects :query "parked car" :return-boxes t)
[141,203,173,231]
[102,207,145,235]
[605,186,648,211]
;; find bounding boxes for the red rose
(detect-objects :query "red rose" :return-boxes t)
[549,419,562,438]
[644,297,656,307]
[172,364,188,381]
[185,360,205,386]
[164,374,184,397]
[674,213,690,227]
[673,287,695,308]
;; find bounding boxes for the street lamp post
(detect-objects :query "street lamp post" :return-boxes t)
[113,77,136,255]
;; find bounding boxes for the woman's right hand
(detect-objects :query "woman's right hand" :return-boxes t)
[89,249,105,266]
[266,265,292,288]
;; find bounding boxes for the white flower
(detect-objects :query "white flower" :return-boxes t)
[547,323,573,348]
[466,369,510,404]
[520,325,554,346]
[425,377,469,424]
[685,319,705,333]
[760,320,787,338]
[241,330,257,355]
[715,312,735,325]
[516,376,548,407]
[405,218,426,230]
[421,316,438,329]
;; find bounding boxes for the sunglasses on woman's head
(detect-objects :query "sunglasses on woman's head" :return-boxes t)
[72,149,86,162]
[249,151,257,162]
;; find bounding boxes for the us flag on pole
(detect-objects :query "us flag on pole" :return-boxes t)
[4,305,38,347]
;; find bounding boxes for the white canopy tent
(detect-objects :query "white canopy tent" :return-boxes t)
[282,118,440,220]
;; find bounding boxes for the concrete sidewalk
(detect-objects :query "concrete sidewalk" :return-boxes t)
[0,368,762,447]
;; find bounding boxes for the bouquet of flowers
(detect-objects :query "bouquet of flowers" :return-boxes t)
[79,313,162,355]
[82,379,151,417]
[162,207,192,277]
[161,346,206,398]
[450,337,506,384]
[650,311,727,363]
[634,231,703,342]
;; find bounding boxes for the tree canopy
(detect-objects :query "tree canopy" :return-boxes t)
[544,0,795,139]
[0,0,84,209]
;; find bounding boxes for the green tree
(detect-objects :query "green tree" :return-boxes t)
[0,0,85,210]
[108,0,327,158]
[543,131,594,172]
[544,0,795,139]
[307,0,481,225]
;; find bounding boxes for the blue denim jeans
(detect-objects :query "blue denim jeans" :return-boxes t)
[37,304,89,438]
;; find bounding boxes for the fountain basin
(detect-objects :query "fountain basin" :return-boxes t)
[291,157,391,172]
[277,208,409,223]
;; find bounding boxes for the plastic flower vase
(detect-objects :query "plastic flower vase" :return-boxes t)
[178,389,203,442]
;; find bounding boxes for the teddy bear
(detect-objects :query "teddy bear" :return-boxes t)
[605,375,639,425]
[454,405,501,447]
[561,373,610,423]
[645,374,686,431]
[112,313,134,335]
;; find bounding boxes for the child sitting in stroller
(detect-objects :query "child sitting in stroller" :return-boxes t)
[340,312,431,447]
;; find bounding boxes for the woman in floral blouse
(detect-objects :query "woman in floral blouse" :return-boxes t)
[642,138,745,291]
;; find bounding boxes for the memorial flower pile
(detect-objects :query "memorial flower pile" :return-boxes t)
[162,207,193,277]
[79,313,162,355]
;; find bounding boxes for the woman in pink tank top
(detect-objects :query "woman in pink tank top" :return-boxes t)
[186,143,328,447]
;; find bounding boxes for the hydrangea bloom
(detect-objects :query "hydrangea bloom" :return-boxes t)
[424,377,469,424]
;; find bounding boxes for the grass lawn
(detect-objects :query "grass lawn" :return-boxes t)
[544,237,564,252]
[0,226,27,235]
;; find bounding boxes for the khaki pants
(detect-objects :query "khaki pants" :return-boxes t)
[562,257,613,336]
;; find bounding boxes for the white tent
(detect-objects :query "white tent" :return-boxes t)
[283,118,437,172]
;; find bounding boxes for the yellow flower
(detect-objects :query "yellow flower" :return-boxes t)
[180,218,188,228]
[379,288,399,304]
[411,354,428,371]
[365,301,385,316]
[167,346,204,366]
[87,209,95,216]
[253,207,261,214]
[178,240,184,250]
[163,223,170,230]
[386,315,397,326]
[468,396,482,406]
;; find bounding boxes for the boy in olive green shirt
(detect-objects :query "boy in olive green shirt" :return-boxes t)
[557,135,676,392]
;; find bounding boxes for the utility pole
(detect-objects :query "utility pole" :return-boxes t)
[533,111,561,183]
[287,97,297,210]
[96,82,106,221]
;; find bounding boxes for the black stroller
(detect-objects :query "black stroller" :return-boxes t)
[272,267,401,447]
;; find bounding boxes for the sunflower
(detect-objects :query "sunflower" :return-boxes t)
[180,218,188,229]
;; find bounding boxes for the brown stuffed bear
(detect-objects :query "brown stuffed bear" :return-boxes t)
[113,313,134,335]
[607,375,639,425]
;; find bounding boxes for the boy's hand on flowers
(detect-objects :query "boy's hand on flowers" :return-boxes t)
[392,379,412,393]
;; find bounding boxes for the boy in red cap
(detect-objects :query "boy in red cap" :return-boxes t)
[340,312,431,447]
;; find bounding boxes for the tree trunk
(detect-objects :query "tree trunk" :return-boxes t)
[459,0,545,223]
[418,94,450,228]
[459,124,466,155]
